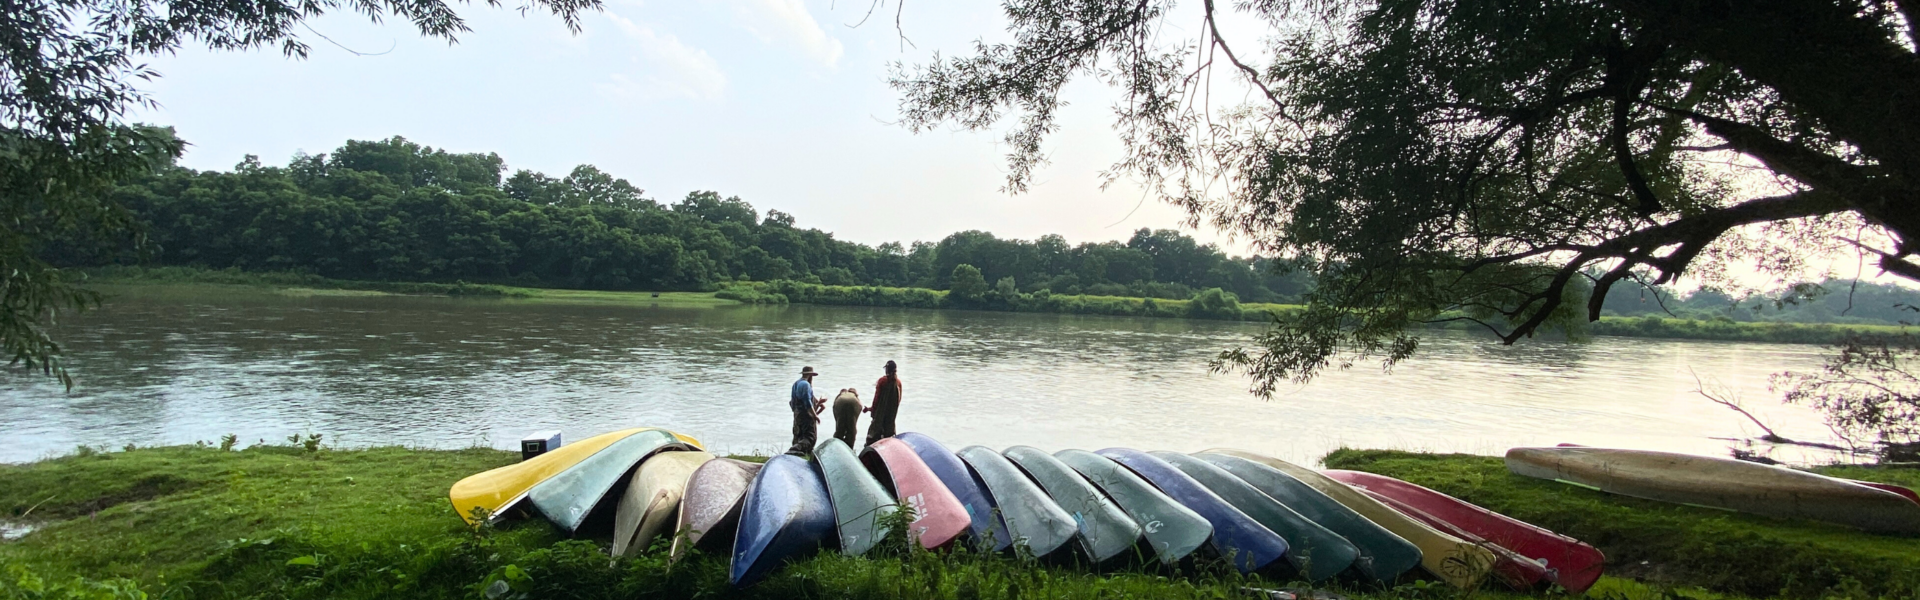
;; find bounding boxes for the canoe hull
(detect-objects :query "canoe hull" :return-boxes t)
[1202,448,1494,589]
[1325,469,1603,593]
[1197,453,1421,583]
[860,437,970,549]
[1098,448,1288,574]
[612,450,714,557]
[673,458,762,559]
[1005,446,1142,565]
[731,455,835,587]
[956,446,1081,559]
[1056,449,1211,566]
[814,439,899,556]
[528,429,695,533]
[449,427,696,525]
[896,432,1013,550]
[1157,451,1359,581]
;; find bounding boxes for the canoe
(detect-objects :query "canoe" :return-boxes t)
[611,450,714,557]
[1325,469,1603,593]
[1156,451,1359,581]
[813,438,899,556]
[859,437,971,549]
[1550,443,1920,507]
[672,458,762,559]
[956,445,1081,559]
[1097,448,1288,574]
[527,429,700,533]
[895,432,1013,550]
[449,428,699,527]
[1005,446,1143,565]
[1358,487,1552,590]
[1506,446,1920,535]
[1202,448,1494,589]
[731,455,835,587]
[1056,449,1211,565]
[1196,453,1421,583]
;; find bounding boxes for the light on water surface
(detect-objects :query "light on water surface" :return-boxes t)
[0,289,1843,465]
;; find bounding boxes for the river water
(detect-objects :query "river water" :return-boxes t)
[0,287,1847,465]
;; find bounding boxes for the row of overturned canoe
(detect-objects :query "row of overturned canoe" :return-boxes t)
[449,428,1605,590]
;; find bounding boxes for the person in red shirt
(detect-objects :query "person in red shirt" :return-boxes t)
[862,360,904,448]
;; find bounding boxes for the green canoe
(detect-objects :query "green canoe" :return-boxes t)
[1198,452,1421,582]
[957,445,1080,559]
[1005,445,1142,565]
[1155,451,1360,581]
[528,429,693,533]
[813,439,898,556]
[1054,449,1211,565]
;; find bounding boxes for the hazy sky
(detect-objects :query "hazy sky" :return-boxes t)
[128,1,1253,252]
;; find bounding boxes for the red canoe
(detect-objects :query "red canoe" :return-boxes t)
[1326,470,1604,594]
[1357,487,1551,590]
[860,438,970,549]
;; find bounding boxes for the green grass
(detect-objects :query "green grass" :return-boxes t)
[7,445,1914,599]
[1321,449,1920,600]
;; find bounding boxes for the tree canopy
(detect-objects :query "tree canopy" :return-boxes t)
[892,0,1920,401]
[2,0,602,384]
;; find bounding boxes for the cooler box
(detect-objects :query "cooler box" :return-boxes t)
[521,430,562,461]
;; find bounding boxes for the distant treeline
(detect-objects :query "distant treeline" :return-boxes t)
[51,135,1309,303]
[719,280,1286,321]
[1595,277,1919,325]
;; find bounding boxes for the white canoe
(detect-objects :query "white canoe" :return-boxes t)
[1505,446,1920,535]
[611,450,716,557]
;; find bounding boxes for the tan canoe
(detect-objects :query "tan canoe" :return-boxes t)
[611,450,715,557]
[1506,446,1920,535]
[1203,448,1496,589]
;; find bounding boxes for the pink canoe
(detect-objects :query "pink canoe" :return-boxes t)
[860,438,969,549]
[1327,470,1604,594]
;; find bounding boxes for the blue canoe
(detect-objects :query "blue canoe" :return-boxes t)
[1155,451,1359,581]
[1097,448,1289,574]
[896,432,1013,550]
[956,445,1081,559]
[731,455,836,587]
[1197,452,1421,582]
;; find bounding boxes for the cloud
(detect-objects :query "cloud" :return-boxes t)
[733,0,844,67]
[603,13,727,100]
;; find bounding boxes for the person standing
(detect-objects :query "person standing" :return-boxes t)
[787,366,826,456]
[830,388,865,448]
[863,361,904,448]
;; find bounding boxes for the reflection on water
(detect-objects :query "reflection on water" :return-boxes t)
[0,288,1841,465]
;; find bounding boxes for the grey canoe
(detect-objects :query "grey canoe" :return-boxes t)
[1155,451,1360,581]
[813,438,899,556]
[671,458,763,560]
[1054,449,1212,565]
[527,429,693,533]
[957,445,1081,559]
[1005,445,1143,565]
[1197,452,1421,582]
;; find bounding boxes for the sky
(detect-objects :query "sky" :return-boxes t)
[128,0,1252,252]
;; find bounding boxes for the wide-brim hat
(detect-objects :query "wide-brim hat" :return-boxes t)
[800,366,820,376]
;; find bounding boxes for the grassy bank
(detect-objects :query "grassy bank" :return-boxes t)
[1322,449,1920,599]
[5,444,1915,599]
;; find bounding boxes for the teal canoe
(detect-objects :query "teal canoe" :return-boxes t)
[1054,449,1211,565]
[1005,445,1142,565]
[957,445,1080,559]
[813,439,899,556]
[1198,452,1421,582]
[1156,451,1359,581]
[528,429,694,533]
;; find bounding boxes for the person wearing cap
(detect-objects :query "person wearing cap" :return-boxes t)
[786,366,827,456]
[862,360,904,448]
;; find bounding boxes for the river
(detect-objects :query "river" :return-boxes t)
[0,286,1847,465]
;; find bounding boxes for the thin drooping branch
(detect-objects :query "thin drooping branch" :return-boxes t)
[1201,0,1302,129]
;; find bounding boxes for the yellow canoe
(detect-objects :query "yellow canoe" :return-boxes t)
[611,450,716,557]
[450,428,703,526]
[1203,448,1495,589]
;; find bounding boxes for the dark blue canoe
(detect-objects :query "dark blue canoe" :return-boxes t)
[1097,448,1288,574]
[896,432,1012,550]
[1197,452,1421,583]
[1155,451,1359,581]
[731,455,835,587]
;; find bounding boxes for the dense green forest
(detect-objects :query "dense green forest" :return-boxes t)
[56,134,1308,302]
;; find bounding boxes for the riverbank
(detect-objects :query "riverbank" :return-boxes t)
[78,266,1909,344]
[3,443,1914,599]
